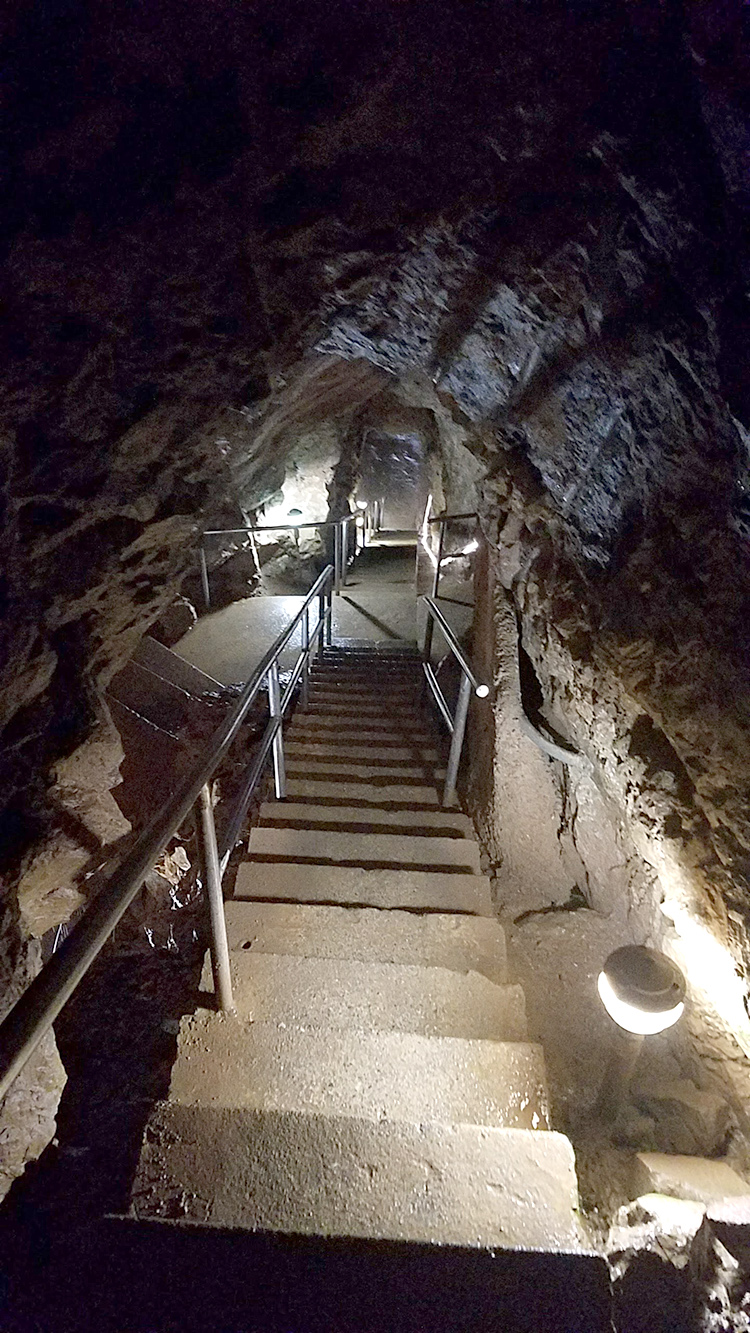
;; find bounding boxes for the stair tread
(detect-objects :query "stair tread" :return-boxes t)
[200,952,525,1040]
[285,779,441,805]
[159,1012,550,1130]
[284,743,443,763]
[259,802,473,836]
[247,827,481,871]
[222,901,507,981]
[285,760,447,781]
[233,863,493,914]
[135,1107,586,1252]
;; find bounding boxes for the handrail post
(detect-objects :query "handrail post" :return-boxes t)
[318,589,326,659]
[443,673,472,807]
[341,518,349,588]
[326,581,333,646]
[432,520,446,599]
[199,543,211,610]
[301,605,310,706]
[198,784,234,1012]
[333,521,342,593]
[268,661,286,799]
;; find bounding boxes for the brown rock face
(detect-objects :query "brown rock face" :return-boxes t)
[1,0,749,1190]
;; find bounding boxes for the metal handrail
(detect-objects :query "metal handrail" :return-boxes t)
[420,595,489,806]
[199,517,353,609]
[0,565,335,1104]
[425,511,479,598]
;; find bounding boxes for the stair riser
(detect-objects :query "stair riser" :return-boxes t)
[136,1108,583,1252]
[163,1014,551,1131]
[258,802,472,837]
[247,827,481,872]
[285,780,440,806]
[205,954,527,1041]
[233,863,493,915]
[222,901,508,982]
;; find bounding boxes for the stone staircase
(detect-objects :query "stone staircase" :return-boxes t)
[133,643,593,1263]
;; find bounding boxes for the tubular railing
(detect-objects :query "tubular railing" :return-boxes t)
[426,511,478,598]
[420,595,490,807]
[199,517,354,610]
[0,565,336,1104]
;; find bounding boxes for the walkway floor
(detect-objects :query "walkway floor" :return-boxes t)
[173,545,420,686]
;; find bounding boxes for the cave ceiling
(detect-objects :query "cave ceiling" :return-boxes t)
[0,0,749,869]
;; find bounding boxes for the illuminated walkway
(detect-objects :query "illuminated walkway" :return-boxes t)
[132,642,588,1254]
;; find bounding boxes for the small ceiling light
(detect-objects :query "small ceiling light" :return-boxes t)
[462,539,479,555]
[598,945,686,1036]
[594,946,686,1122]
[475,683,490,699]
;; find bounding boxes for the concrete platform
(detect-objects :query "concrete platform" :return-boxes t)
[258,802,472,836]
[200,953,527,1041]
[221,901,508,981]
[232,863,493,913]
[284,778,441,806]
[134,1107,585,1252]
[159,1011,550,1131]
[247,827,481,872]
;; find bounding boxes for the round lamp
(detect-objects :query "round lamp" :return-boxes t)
[598,945,685,1035]
[594,946,686,1122]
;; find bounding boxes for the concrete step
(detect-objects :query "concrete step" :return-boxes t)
[107,660,218,739]
[135,1105,585,1252]
[288,726,437,747]
[309,684,422,699]
[258,802,473,837]
[284,758,447,783]
[221,901,508,982]
[202,953,526,1041]
[285,778,441,806]
[152,1011,551,1131]
[232,863,493,914]
[294,713,433,732]
[133,635,225,694]
[247,827,481,872]
[302,706,431,723]
[284,742,443,764]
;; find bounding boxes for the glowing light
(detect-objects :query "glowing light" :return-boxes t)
[462,539,479,555]
[661,896,750,1057]
[598,970,684,1035]
[475,683,490,699]
[355,499,368,510]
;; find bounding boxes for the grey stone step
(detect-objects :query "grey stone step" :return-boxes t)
[133,635,225,694]
[107,660,218,738]
[221,901,508,981]
[135,1106,584,1251]
[154,1011,551,1131]
[285,758,447,782]
[309,685,422,700]
[233,862,493,914]
[285,778,441,806]
[247,827,481,872]
[259,801,473,837]
[294,713,432,732]
[288,727,437,747]
[202,953,526,1040]
[302,707,431,724]
[284,742,442,763]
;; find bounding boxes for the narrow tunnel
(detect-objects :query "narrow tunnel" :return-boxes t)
[1,1,750,1328]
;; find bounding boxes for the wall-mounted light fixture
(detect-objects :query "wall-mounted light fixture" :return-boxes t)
[594,945,686,1121]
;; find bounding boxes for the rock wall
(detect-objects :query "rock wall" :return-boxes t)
[1,0,748,1194]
